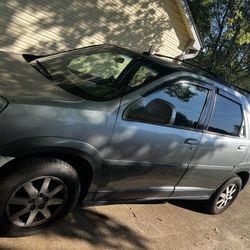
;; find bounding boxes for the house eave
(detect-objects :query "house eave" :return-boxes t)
[179,0,203,52]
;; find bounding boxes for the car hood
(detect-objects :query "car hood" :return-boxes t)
[0,51,82,102]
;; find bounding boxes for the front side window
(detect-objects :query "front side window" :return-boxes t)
[125,82,209,129]
[208,95,243,136]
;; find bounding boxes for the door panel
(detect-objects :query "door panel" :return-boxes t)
[173,93,248,198]
[174,133,249,198]
[96,123,202,200]
[191,133,248,167]
[97,81,210,201]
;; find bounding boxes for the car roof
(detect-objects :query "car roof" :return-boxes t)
[36,43,250,100]
[110,44,250,99]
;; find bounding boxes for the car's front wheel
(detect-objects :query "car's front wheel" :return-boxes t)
[206,175,242,214]
[0,158,81,236]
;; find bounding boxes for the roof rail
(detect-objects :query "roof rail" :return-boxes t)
[153,53,219,78]
[153,53,250,96]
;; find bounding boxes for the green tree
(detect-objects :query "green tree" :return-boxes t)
[187,0,250,90]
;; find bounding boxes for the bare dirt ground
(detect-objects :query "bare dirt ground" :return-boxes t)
[1,187,250,250]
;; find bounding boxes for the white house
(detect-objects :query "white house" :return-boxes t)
[0,0,202,58]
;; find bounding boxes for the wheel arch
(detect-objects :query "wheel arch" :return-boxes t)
[235,171,250,189]
[0,137,103,201]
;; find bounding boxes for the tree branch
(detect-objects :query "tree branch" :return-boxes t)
[208,0,233,70]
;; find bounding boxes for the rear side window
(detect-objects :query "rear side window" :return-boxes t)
[208,95,243,136]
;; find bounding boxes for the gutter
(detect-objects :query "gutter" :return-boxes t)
[178,0,203,59]
[177,39,200,61]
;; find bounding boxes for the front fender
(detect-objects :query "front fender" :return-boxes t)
[0,136,103,198]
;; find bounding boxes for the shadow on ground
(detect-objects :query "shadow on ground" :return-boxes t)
[126,199,206,214]
[166,199,206,214]
[44,199,206,249]
[45,206,150,249]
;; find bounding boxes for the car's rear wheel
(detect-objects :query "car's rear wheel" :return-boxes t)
[0,158,81,236]
[206,175,242,214]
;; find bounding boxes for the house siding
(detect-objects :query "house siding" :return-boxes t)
[0,0,191,57]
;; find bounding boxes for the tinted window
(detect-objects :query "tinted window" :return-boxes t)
[208,95,243,136]
[128,66,158,87]
[125,82,208,129]
[163,83,208,128]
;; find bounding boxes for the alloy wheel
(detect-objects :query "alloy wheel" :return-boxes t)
[216,184,237,210]
[6,176,67,227]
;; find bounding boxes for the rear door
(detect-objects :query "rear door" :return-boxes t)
[175,90,249,198]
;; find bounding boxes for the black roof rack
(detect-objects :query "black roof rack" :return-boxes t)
[151,53,250,97]
[153,53,219,78]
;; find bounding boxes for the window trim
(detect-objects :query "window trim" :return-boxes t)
[204,90,245,138]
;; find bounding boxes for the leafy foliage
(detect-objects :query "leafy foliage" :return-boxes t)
[188,0,250,90]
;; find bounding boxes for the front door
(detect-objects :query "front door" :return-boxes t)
[96,79,213,201]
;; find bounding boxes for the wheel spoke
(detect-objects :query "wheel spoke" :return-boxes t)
[226,186,230,195]
[47,198,64,206]
[13,218,25,227]
[218,200,226,209]
[10,207,30,221]
[26,210,38,226]
[23,182,38,197]
[41,207,52,219]
[40,177,51,194]
[229,188,236,196]
[8,197,28,206]
[48,184,64,197]
[229,185,235,193]
[216,199,224,205]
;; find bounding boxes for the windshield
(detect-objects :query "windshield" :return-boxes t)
[34,46,136,101]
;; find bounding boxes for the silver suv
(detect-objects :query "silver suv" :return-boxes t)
[0,44,249,236]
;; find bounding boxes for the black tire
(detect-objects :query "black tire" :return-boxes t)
[0,157,81,237]
[206,175,242,214]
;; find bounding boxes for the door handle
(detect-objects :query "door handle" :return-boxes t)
[238,145,247,151]
[184,138,198,146]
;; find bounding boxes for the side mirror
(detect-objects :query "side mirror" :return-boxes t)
[124,98,176,125]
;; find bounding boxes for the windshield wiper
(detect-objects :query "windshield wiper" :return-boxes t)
[35,60,53,81]
[58,82,97,100]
